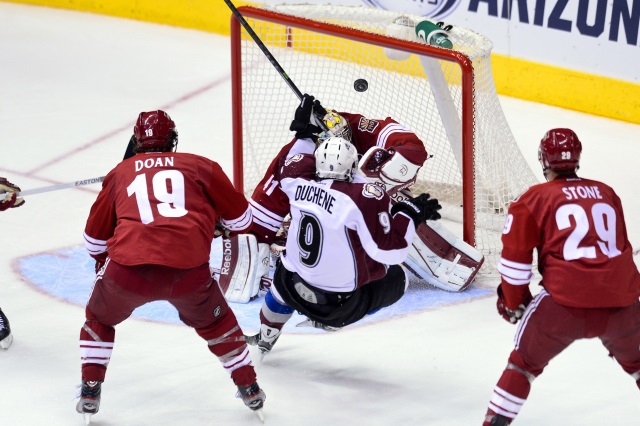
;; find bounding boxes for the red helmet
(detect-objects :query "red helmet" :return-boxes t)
[133,110,178,152]
[538,128,581,171]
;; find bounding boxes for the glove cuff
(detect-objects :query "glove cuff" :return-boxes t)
[390,201,420,228]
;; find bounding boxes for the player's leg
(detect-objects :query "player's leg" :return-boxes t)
[293,263,409,329]
[78,259,150,417]
[169,264,265,412]
[599,300,640,390]
[483,290,581,425]
[245,268,293,356]
[349,263,408,319]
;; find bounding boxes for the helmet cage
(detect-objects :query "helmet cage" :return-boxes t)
[317,111,352,144]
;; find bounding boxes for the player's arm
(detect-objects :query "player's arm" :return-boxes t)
[354,187,439,265]
[206,161,252,235]
[496,195,538,322]
[83,174,117,271]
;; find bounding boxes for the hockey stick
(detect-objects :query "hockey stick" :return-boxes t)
[223,0,303,100]
[0,176,104,201]
[223,0,328,131]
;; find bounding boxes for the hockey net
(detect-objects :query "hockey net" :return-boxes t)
[230,5,538,275]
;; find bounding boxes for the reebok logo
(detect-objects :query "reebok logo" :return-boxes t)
[220,238,233,275]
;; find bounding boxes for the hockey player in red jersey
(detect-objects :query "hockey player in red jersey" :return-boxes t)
[245,137,442,356]
[218,95,483,303]
[0,177,23,350]
[77,111,266,423]
[483,128,640,426]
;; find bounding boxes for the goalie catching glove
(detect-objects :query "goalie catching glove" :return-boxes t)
[358,146,424,195]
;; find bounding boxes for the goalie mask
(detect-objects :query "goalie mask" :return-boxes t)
[316,111,352,144]
[133,110,179,153]
[315,137,358,182]
[538,128,581,172]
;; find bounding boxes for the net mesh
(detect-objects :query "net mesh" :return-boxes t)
[234,5,538,274]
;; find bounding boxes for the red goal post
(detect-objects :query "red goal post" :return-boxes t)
[230,4,537,272]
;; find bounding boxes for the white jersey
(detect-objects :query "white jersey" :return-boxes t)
[279,154,415,292]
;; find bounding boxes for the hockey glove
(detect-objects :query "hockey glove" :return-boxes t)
[390,193,441,227]
[496,284,529,324]
[290,94,325,140]
[0,177,24,210]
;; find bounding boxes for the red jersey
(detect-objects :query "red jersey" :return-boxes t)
[250,112,427,243]
[498,174,640,308]
[84,152,251,269]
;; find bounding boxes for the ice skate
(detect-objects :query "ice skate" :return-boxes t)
[0,308,12,349]
[245,324,281,359]
[236,382,266,422]
[76,380,102,425]
[489,414,511,425]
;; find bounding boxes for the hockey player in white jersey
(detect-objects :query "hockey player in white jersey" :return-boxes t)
[246,137,442,355]
[217,95,483,304]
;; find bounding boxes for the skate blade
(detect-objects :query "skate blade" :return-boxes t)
[254,408,265,423]
[83,413,93,425]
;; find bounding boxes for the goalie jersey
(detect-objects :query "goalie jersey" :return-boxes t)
[278,154,416,292]
[250,112,427,244]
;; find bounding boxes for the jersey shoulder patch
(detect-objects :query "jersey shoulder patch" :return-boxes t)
[284,153,305,166]
[357,117,380,133]
[362,183,385,200]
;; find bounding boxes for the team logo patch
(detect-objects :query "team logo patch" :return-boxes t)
[362,183,385,200]
[358,117,380,133]
[213,305,221,317]
[284,154,304,166]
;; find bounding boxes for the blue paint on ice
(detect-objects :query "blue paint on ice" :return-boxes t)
[16,244,491,334]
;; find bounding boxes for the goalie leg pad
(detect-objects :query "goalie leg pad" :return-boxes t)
[404,221,484,292]
[217,234,270,303]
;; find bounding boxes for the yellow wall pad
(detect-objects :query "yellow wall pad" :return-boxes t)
[6,0,640,125]
[493,55,640,125]
[4,0,256,33]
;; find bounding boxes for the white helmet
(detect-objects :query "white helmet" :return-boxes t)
[315,137,358,182]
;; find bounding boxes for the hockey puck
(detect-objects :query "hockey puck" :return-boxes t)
[354,79,368,92]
